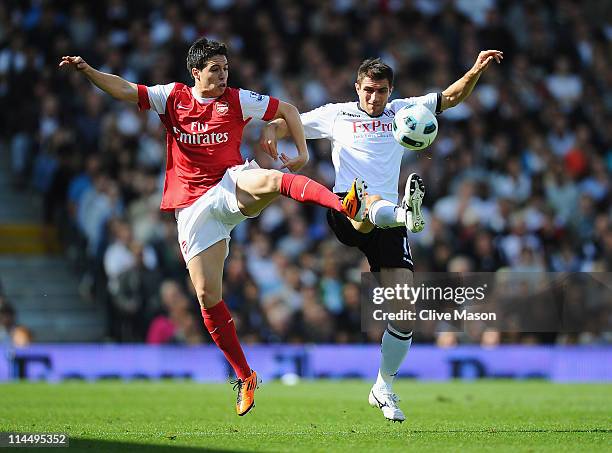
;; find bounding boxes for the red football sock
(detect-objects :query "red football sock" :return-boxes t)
[201,301,251,381]
[280,173,343,212]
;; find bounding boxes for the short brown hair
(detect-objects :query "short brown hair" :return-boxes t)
[357,58,394,86]
[186,37,228,79]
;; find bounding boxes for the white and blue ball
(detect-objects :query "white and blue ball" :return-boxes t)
[392,104,438,151]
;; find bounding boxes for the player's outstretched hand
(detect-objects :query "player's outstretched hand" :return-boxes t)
[280,152,309,173]
[259,125,279,160]
[58,56,89,71]
[472,50,503,74]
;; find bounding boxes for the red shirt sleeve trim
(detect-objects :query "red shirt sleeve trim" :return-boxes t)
[262,97,279,121]
[231,88,243,120]
[137,84,151,111]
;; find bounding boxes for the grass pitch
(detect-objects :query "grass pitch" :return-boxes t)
[1,380,610,452]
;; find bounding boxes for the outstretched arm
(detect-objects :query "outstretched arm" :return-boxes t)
[59,56,138,103]
[440,50,503,111]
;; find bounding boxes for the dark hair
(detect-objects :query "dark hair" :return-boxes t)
[0,301,14,317]
[356,58,394,87]
[186,37,228,78]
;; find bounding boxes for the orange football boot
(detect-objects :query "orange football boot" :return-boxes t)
[232,370,260,416]
[341,177,366,221]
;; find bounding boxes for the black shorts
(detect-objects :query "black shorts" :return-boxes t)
[326,208,414,272]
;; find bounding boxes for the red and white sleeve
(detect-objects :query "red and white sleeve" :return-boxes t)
[238,89,279,121]
[137,82,176,114]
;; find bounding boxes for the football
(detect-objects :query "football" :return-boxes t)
[392,104,438,150]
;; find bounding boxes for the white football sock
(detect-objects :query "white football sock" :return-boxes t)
[368,199,410,228]
[375,324,413,390]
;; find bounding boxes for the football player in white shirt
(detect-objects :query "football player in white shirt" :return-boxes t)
[261,50,503,422]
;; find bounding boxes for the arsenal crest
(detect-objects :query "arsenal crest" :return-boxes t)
[215,101,229,115]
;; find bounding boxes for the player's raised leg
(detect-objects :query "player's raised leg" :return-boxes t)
[367,173,425,233]
[187,240,258,416]
[369,267,414,422]
[235,168,366,220]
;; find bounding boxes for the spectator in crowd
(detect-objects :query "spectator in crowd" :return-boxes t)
[11,326,33,347]
[147,280,203,345]
[0,299,33,347]
[0,299,16,344]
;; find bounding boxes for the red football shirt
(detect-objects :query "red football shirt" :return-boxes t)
[137,83,279,210]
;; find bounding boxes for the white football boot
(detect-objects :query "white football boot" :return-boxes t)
[369,386,406,423]
[402,173,425,233]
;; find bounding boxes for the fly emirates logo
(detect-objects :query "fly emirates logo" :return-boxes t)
[172,121,229,145]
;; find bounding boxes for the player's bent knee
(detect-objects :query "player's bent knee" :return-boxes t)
[193,286,207,308]
[193,285,220,309]
[261,169,283,194]
[350,218,375,233]
[238,169,282,196]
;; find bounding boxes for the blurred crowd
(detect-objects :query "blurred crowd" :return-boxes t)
[0,0,610,345]
[0,284,33,347]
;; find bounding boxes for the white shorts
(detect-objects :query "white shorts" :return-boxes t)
[175,160,260,265]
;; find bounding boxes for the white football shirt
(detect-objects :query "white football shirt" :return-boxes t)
[301,93,440,203]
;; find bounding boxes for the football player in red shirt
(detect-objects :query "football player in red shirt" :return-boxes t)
[60,37,365,416]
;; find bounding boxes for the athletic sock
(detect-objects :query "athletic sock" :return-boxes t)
[368,199,410,228]
[201,300,251,380]
[375,324,413,390]
[280,173,343,213]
